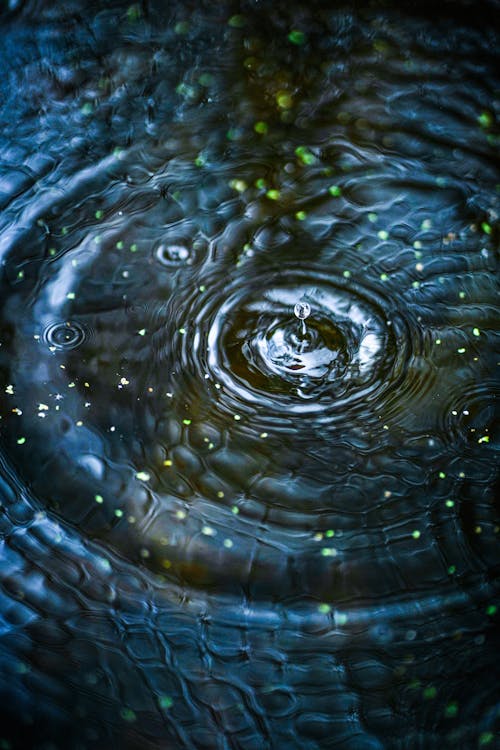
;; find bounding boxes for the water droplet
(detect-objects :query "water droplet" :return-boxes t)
[294,301,311,320]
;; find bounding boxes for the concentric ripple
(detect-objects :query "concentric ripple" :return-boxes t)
[187,271,406,420]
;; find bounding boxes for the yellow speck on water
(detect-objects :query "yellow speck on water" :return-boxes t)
[276,91,293,109]
[217,491,224,498]
[266,189,280,201]
[478,435,489,444]
[233,414,241,421]
[260,432,268,438]
[163,459,173,466]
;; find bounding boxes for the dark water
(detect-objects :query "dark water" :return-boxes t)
[0,1,499,748]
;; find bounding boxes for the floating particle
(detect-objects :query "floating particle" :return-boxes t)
[137,329,146,336]
[182,419,191,426]
[254,121,268,134]
[288,30,306,45]
[5,385,14,394]
[478,111,493,128]
[478,435,489,444]
[158,696,173,710]
[260,432,268,438]
[328,185,342,197]
[444,702,458,718]
[481,222,492,235]
[202,526,216,537]
[233,414,241,421]
[66,292,76,300]
[223,538,233,549]
[266,189,280,200]
[445,500,455,508]
[95,495,104,504]
[16,437,26,445]
[295,146,315,165]
[228,14,245,28]
[412,530,421,539]
[321,548,337,557]
[473,327,480,336]
[318,603,331,614]
[135,471,150,482]
[229,179,247,193]
[377,230,389,240]
[276,92,293,109]
[423,686,437,700]
[295,210,307,220]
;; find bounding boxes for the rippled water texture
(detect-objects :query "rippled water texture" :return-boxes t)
[0,1,499,748]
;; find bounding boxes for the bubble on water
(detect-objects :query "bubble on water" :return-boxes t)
[156,244,191,266]
[294,301,311,320]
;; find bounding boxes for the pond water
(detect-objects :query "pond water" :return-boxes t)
[0,1,498,748]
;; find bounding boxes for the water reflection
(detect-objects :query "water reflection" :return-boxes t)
[0,1,498,748]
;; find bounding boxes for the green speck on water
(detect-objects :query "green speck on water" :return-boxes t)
[295,210,307,221]
[478,435,489,444]
[445,500,454,508]
[445,702,458,718]
[473,327,481,336]
[254,121,268,134]
[423,686,437,700]
[231,506,239,515]
[95,494,104,504]
[67,292,76,300]
[295,146,315,165]
[116,241,124,250]
[228,14,246,28]
[288,29,306,45]
[49,248,56,256]
[130,243,138,252]
[479,732,494,746]
[486,605,497,616]
[478,111,493,128]
[412,530,421,539]
[158,695,173,710]
[194,155,205,167]
[276,92,293,109]
[421,219,432,230]
[328,185,342,197]
[136,471,150,482]
[126,4,141,21]
[179,328,186,335]
[325,529,335,538]
[368,212,378,222]
[182,419,192,426]
[255,178,266,189]
[174,21,189,34]
[377,230,389,240]
[16,437,26,445]
[199,285,206,293]
[198,73,213,87]
[229,178,247,193]
[81,102,93,116]
[380,273,389,281]
[266,189,280,200]
[481,222,492,235]
[439,472,446,479]
[318,603,331,614]
[120,707,136,722]
[448,565,456,574]
[114,509,123,518]
[343,270,351,278]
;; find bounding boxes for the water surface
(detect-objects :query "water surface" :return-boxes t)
[0,1,499,748]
